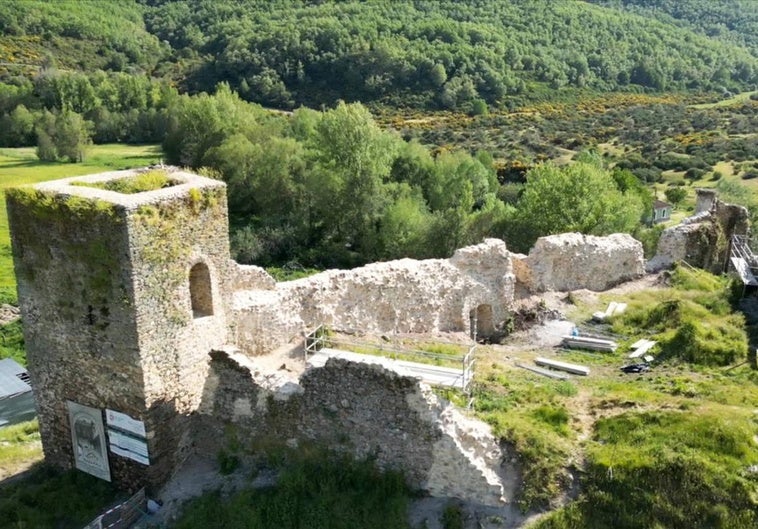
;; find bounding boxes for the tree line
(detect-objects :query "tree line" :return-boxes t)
[0,65,653,267]
[0,71,176,157]
[163,85,648,267]
[1,1,756,114]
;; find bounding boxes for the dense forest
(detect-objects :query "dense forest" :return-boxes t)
[116,0,758,109]
[0,0,755,268]
[590,0,758,54]
[0,1,756,111]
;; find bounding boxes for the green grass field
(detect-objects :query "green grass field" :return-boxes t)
[0,144,162,291]
[690,90,758,109]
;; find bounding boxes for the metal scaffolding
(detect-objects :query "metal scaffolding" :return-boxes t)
[728,235,758,296]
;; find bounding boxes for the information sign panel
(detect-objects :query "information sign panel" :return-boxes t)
[67,401,111,482]
[105,409,146,437]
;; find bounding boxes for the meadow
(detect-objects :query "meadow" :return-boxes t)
[0,144,162,293]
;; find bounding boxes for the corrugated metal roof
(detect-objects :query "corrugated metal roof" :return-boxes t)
[0,358,32,398]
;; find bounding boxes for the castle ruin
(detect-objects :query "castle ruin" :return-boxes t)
[7,167,647,505]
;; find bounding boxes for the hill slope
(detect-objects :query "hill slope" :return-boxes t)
[0,0,165,76]
[141,0,758,109]
[590,0,758,54]
[1,1,756,111]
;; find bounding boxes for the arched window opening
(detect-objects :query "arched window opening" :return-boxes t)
[189,262,214,318]
[469,304,494,341]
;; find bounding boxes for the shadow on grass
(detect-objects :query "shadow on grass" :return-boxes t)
[0,464,122,529]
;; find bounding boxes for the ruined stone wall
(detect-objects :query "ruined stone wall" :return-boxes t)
[233,239,515,356]
[198,350,512,506]
[7,169,235,489]
[648,196,749,273]
[7,187,145,484]
[695,188,717,214]
[516,233,645,292]
[10,165,667,499]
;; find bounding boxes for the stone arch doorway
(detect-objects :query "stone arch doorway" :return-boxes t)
[189,262,214,318]
[470,304,494,341]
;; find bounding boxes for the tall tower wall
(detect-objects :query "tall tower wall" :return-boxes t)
[7,168,232,489]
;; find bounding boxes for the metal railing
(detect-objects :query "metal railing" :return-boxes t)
[83,488,146,529]
[304,324,328,362]
[304,324,477,394]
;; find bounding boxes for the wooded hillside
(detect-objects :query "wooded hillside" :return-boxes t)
[0,1,756,111]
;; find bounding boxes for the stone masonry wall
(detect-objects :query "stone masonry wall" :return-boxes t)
[233,239,515,355]
[7,169,235,490]
[198,350,512,506]
[518,233,644,292]
[7,188,145,485]
[648,195,749,273]
[125,176,234,484]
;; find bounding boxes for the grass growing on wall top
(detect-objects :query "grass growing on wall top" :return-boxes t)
[70,169,174,194]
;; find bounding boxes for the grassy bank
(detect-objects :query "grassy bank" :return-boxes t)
[0,420,42,480]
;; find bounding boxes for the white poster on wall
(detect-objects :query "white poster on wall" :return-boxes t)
[105,409,146,438]
[105,408,150,466]
[67,401,111,482]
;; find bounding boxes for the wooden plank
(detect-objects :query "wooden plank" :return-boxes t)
[562,335,618,352]
[629,340,657,358]
[515,363,570,380]
[535,357,590,376]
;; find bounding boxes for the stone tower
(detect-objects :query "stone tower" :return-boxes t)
[6,168,232,489]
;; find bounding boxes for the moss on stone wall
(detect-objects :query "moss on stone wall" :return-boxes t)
[69,170,175,194]
[6,186,129,332]
[132,187,226,326]
[6,187,119,223]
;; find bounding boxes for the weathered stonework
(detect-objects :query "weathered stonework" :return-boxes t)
[233,238,515,355]
[7,168,233,488]
[8,167,663,506]
[517,233,645,292]
[648,193,749,273]
[200,350,513,506]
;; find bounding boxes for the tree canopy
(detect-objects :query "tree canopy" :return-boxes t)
[503,159,646,252]
[0,1,756,112]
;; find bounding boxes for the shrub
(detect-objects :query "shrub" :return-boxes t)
[442,502,464,529]
[0,466,120,529]
[684,167,706,180]
[174,452,411,529]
